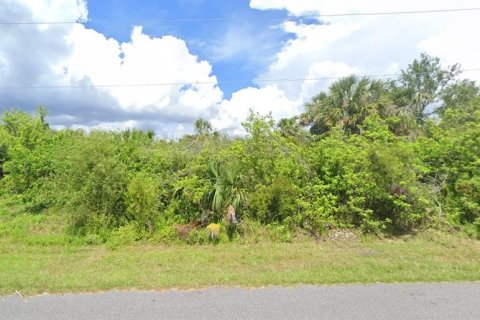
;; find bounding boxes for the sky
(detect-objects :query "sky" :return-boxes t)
[0,0,479,137]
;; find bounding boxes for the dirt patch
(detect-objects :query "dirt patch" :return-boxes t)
[324,229,357,241]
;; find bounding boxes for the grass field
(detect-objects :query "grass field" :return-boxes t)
[1,201,479,296]
[1,234,480,296]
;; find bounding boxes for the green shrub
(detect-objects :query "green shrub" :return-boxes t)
[56,134,129,234]
[248,176,300,224]
[150,224,178,243]
[267,223,293,242]
[0,55,478,240]
[106,224,139,249]
[126,172,160,233]
[305,121,432,234]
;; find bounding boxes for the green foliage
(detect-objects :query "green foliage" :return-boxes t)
[416,93,480,234]
[267,223,293,242]
[194,118,213,135]
[207,160,245,217]
[0,108,54,207]
[0,54,478,242]
[248,176,299,224]
[390,53,460,123]
[301,75,385,134]
[440,80,479,114]
[171,173,211,222]
[126,172,160,233]
[303,119,432,234]
[106,224,139,250]
[52,132,129,234]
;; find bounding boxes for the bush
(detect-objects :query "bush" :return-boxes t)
[248,176,300,224]
[126,172,160,233]
[267,223,293,242]
[106,224,139,249]
[305,120,432,234]
[0,59,478,240]
[55,133,129,234]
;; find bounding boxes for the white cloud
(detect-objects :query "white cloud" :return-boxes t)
[418,21,480,72]
[70,120,139,132]
[211,85,299,134]
[257,20,364,100]
[16,0,88,22]
[0,0,223,136]
[64,25,223,114]
[250,0,480,101]
[250,0,475,18]
[300,61,359,101]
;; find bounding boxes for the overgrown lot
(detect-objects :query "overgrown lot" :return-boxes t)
[2,58,479,242]
[0,54,479,294]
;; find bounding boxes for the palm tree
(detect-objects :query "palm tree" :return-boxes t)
[194,118,213,135]
[301,75,384,134]
[207,161,245,218]
[300,92,329,134]
[277,117,304,138]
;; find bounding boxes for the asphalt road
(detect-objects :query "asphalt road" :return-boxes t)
[1,283,479,319]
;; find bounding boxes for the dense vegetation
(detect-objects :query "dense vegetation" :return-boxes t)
[1,54,479,243]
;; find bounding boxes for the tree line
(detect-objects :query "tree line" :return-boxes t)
[0,53,479,242]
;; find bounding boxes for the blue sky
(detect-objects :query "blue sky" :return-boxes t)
[0,0,479,136]
[85,0,293,98]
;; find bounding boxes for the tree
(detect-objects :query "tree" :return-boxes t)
[194,118,213,136]
[439,80,479,115]
[418,97,480,233]
[207,161,245,220]
[301,75,384,134]
[0,108,54,196]
[277,117,304,138]
[390,53,460,123]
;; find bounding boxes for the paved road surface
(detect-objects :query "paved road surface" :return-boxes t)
[1,283,479,319]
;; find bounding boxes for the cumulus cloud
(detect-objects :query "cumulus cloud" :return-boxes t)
[65,24,222,114]
[16,0,88,23]
[212,85,300,134]
[300,61,359,101]
[0,0,223,135]
[252,0,480,87]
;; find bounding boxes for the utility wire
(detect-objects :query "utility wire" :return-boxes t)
[0,7,479,25]
[1,69,479,90]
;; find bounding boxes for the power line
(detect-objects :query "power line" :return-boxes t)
[1,69,479,90]
[0,74,401,90]
[1,7,479,25]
